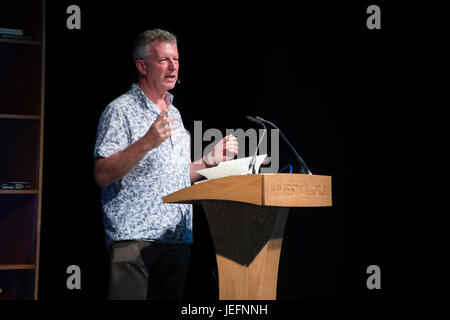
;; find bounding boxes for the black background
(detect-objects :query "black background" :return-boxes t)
[38,0,393,303]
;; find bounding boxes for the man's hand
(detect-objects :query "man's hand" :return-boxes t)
[94,107,179,188]
[144,107,179,149]
[203,134,238,167]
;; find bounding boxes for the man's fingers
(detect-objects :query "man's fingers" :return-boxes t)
[224,140,238,150]
[162,115,180,126]
[224,134,238,158]
[225,138,238,157]
[155,107,172,125]
[157,108,169,119]
[225,145,238,152]
[162,128,179,139]
[164,125,179,133]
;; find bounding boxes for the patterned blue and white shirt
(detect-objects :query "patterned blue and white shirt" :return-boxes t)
[94,83,193,249]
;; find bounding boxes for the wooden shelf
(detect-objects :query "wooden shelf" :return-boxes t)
[0,114,40,120]
[0,190,39,194]
[0,264,35,271]
[0,38,41,46]
[0,0,45,300]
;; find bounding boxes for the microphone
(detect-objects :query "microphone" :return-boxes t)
[246,116,267,174]
[255,116,312,174]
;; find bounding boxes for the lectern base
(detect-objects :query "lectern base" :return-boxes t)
[202,200,289,300]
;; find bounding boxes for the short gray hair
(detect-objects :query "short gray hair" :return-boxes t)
[132,29,177,62]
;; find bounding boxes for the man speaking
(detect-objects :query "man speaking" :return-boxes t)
[93,29,238,299]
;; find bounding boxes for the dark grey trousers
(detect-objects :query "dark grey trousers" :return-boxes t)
[107,240,190,300]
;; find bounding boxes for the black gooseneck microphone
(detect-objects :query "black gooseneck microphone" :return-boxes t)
[255,116,312,175]
[246,116,267,174]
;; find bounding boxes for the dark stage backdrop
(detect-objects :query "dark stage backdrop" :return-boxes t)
[38,0,392,301]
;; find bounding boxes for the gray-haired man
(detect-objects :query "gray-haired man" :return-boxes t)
[94,29,238,299]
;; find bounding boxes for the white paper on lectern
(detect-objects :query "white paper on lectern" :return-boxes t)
[195,154,267,181]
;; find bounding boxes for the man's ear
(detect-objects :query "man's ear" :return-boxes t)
[135,59,147,76]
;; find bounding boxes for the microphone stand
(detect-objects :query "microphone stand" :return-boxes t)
[246,116,267,174]
[255,116,312,175]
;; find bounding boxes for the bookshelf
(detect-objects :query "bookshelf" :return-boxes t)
[0,0,45,300]
[0,38,42,46]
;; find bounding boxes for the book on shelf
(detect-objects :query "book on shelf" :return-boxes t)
[0,34,32,41]
[0,27,24,36]
[0,27,32,41]
[1,181,32,190]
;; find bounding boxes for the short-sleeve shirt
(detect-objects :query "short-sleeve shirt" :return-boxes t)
[94,83,193,249]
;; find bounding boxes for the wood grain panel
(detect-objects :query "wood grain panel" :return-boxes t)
[202,200,288,299]
[263,173,332,207]
[163,173,332,299]
[164,174,263,205]
[164,174,332,207]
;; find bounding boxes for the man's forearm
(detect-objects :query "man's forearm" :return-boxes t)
[94,137,154,188]
[94,109,180,188]
[189,159,211,184]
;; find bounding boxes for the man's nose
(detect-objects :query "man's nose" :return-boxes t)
[168,59,177,70]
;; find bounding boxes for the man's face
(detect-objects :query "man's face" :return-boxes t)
[142,41,179,92]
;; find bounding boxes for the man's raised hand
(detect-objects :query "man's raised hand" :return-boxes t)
[144,107,179,149]
[203,134,238,167]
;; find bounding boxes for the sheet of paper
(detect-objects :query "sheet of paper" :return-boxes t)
[195,154,267,181]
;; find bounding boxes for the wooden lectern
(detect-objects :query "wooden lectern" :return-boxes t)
[163,173,332,300]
